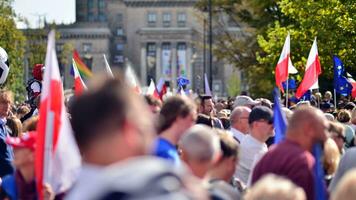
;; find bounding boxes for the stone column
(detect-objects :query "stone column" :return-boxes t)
[155,42,161,83]
[140,42,147,85]
[171,42,177,90]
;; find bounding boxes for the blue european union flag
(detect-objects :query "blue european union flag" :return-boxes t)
[333,55,352,96]
[273,88,288,144]
[313,143,327,200]
[282,78,297,90]
[177,76,190,87]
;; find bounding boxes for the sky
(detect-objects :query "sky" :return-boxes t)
[13,0,75,28]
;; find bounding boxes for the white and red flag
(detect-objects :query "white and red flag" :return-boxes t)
[156,78,167,100]
[347,73,356,98]
[275,33,298,92]
[125,63,142,94]
[146,79,161,100]
[295,38,322,99]
[36,30,81,199]
[72,59,87,96]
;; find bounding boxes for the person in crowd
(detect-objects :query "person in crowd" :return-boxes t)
[351,107,356,131]
[256,98,272,109]
[5,116,22,137]
[322,138,340,186]
[233,95,259,109]
[206,129,241,200]
[244,174,306,200]
[0,131,54,200]
[331,169,356,200]
[251,106,329,200]
[329,121,346,154]
[22,116,38,132]
[154,96,197,164]
[179,125,221,179]
[15,105,30,120]
[229,106,251,143]
[336,109,355,148]
[0,89,14,178]
[329,147,356,192]
[198,95,223,129]
[196,113,213,127]
[144,94,162,114]
[67,75,204,199]
[324,113,335,121]
[323,91,334,104]
[235,106,274,186]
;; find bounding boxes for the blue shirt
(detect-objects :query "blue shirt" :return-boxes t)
[153,138,180,165]
[0,118,14,178]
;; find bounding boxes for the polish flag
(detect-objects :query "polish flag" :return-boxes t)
[72,59,87,96]
[275,33,291,93]
[125,63,142,94]
[295,38,322,99]
[36,30,81,199]
[156,78,167,100]
[347,73,356,98]
[146,79,161,100]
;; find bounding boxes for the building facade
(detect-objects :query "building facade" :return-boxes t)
[55,0,243,96]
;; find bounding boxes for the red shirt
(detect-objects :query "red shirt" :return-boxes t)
[251,139,316,200]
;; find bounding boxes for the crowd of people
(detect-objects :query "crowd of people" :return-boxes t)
[0,68,356,200]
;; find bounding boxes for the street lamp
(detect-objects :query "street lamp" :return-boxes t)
[208,0,213,90]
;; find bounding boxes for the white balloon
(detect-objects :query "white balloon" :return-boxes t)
[0,47,8,62]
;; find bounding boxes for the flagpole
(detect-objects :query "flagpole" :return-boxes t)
[334,89,337,110]
[286,78,289,108]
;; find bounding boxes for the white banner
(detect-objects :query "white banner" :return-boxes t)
[161,49,171,79]
[177,48,186,77]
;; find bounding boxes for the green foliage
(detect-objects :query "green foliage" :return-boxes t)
[226,72,241,97]
[0,0,26,101]
[258,0,356,93]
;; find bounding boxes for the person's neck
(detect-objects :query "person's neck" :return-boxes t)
[250,129,267,143]
[231,125,246,135]
[207,167,229,182]
[159,127,180,145]
[19,165,35,183]
[286,134,312,152]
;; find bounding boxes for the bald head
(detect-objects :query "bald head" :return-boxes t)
[230,106,251,134]
[287,106,329,147]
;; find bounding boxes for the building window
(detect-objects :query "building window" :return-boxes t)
[177,12,186,27]
[98,0,105,9]
[117,13,123,22]
[87,12,95,22]
[116,27,124,36]
[162,13,171,27]
[83,43,92,53]
[98,12,106,22]
[114,55,124,63]
[87,0,94,10]
[146,43,156,83]
[147,12,157,27]
[56,43,64,52]
[116,43,124,51]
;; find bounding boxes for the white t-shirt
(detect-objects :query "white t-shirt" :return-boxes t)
[230,127,246,143]
[234,134,267,185]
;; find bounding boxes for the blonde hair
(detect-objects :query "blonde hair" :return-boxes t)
[322,138,340,175]
[244,174,306,200]
[331,169,356,200]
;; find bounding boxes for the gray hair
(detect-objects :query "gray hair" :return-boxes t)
[179,125,221,161]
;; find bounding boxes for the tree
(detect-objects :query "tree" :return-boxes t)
[195,0,289,98]
[258,0,356,94]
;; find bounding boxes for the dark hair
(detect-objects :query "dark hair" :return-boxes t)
[157,96,196,133]
[144,95,162,107]
[215,129,238,158]
[198,95,212,106]
[71,76,132,150]
[6,116,22,137]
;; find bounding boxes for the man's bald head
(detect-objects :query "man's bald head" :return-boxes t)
[230,106,251,134]
[287,106,329,145]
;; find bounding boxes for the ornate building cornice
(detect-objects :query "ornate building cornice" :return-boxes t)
[124,0,197,7]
